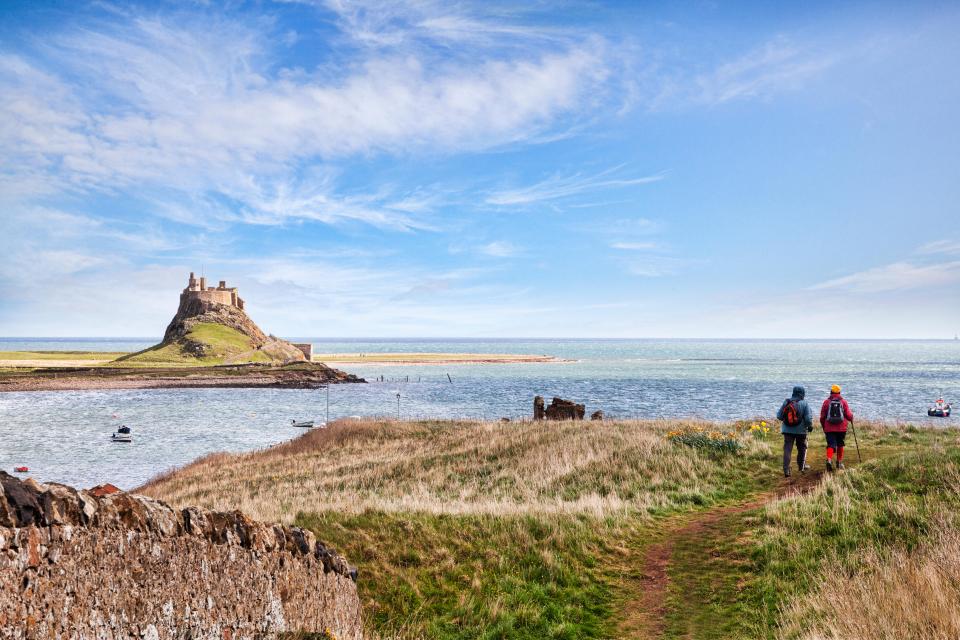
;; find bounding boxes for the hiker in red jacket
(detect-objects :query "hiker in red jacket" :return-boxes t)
[820,385,854,471]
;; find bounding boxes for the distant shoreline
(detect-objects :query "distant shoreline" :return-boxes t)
[0,361,363,393]
[0,350,567,370]
[312,352,567,366]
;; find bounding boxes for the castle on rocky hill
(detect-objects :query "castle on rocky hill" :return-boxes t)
[181,272,245,310]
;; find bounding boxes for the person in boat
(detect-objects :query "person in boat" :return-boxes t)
[930,399,951,415]
[820,385,854,471]
[117,425,131,434]
[777,386,813,478]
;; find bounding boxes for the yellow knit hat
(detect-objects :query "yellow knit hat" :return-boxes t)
[831,384,841,394]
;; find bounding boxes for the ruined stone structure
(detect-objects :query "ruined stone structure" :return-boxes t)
[546,398,585,420]
[181,272,245,310]
[0,472,364,639]
[534,396,586,421]
[292,343,313,360]
[163,273,267,347]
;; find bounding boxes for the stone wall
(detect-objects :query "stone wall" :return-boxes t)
[0,473,364,639]
[292,343,313,360]
[185,288,237,308]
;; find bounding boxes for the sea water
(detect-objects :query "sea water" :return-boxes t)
[1,338,957,489]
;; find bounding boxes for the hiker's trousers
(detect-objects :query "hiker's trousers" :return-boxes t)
[782,433,808,472]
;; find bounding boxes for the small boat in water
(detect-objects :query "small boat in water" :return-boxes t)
[291,419,315,428]
[928,399,952,418]
[14,466,28,473]
[111,425,133,442]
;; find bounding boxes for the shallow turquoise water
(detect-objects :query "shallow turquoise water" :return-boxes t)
[1,338,957,489]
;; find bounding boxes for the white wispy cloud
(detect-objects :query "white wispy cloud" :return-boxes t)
[695,38,834,105]
[486,166,663,206]
[919,239,960,255]
[610,241,660,251]
[0,12,610,230]
[479,241,521,257]
[809,260,960,293]
[646,37,836,110]
[303,0,568,49]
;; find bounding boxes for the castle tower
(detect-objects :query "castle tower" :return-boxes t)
[181,272,244,308]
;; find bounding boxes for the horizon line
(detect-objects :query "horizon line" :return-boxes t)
[1,336,958,342]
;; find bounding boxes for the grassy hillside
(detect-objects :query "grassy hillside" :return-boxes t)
[113,322,269,366]
[141,419,959,639]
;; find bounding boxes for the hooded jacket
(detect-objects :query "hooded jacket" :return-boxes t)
[778,386,813,435]
[820,393,854,433]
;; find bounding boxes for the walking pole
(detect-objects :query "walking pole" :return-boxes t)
[849,420,862,463]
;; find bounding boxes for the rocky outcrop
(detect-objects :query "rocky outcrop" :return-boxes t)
[533,396,586,421]
[163,295,269,346]
[546,398,585,420]
[0,472,363,639]
[160,296,307,363]
[590,410,604,421]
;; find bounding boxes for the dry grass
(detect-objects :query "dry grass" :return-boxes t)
[781,514,960,640]
[753,439,960,640]
[140,418,772,523]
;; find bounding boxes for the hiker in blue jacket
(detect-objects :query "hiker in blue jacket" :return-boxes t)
[777,386,813,477]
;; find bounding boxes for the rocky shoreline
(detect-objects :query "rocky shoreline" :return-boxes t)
[0,362,365,393]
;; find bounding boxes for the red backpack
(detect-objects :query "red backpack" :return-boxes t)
[782,399,801,427]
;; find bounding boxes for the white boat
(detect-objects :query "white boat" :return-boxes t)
[928,399,952,418]
[111,432,133,443]
[291,419,315,428]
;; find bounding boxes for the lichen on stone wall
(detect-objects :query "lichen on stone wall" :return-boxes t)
[0,472,363,639]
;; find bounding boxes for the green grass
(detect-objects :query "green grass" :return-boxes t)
[749,437,960,639]
[297,512,619,640]
[0,350,128,360]
[113,322,257,365]
[276,423,773,640]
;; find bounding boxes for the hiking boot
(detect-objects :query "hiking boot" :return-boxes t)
[837,462,845,470]
[784,469,791,478]
[825,459,833,472]
[799,464,811,474]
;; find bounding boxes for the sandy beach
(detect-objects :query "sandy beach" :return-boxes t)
[311,352,566,365]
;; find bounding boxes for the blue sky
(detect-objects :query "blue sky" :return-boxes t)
[1,0,958,338]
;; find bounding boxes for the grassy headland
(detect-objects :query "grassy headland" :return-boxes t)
[113,322,273,366]
[140,418,960,639]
